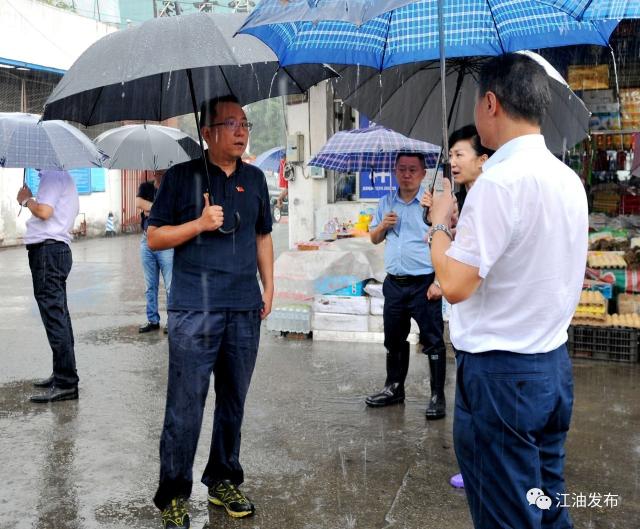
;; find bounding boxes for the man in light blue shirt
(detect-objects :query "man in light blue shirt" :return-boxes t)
[366,153,446,419]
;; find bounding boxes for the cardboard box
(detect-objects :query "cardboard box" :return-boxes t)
[618,293,640,314]
[370,296,384,315]
[568,65,609,91]
[588,102,620,114]
[312,312,368,332]
[581,89,615,106]
[589,112,622,131]
[313,295,369,315]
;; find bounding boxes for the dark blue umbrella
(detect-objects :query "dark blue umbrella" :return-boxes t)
[253,146,285,173]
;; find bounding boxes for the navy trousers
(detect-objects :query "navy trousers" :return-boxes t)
[154,309,261,510]
[453,345,574,529]
[27,241,78,389]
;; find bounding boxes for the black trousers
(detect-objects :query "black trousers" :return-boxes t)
[27,240,78,389]
[382,273,445,390]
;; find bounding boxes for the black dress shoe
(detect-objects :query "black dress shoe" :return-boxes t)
[33,374,55,388]
[365,382,405,407]
[30,385,78,403]
[139,322,160,333]
[425,393,446,420]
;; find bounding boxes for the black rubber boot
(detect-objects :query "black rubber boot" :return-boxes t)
[365,342,410,407]
[425,348,446,420]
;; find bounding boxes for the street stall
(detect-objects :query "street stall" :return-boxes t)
[265,126,440,341]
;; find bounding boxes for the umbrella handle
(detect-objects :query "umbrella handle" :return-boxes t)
[423,162,451,227]
[219,211,241,235]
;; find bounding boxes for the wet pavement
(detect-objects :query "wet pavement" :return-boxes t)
[0,225,639,529]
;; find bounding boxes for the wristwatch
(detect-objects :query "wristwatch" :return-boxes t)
[21,197,34,208]
[428,224,453,246]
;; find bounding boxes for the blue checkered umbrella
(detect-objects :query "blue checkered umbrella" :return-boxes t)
[308,126,440,173]
[537,0,640,20]
[239,0,620,222]
[253,146,285,173]
[239,0,619,70]
[0,113,106,170]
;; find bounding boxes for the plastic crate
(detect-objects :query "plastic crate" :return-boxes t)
[568,325,639,363]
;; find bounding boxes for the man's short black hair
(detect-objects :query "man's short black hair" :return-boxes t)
[449,125,494,158]
[478,53,551,126]
[395,151,426,169]
[199,95,241,128]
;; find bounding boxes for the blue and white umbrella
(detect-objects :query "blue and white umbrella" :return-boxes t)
[0,113,106,170]
[253,146,285,173]
[308,126,440,173]
[239,0,619,70]
[537,0,640,21]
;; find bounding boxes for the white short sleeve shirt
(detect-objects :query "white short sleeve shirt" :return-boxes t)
[446,134,588,354]
[25,170,80,245]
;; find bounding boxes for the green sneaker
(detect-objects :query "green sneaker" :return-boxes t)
[161,498,189,529]
[208,480,255,518]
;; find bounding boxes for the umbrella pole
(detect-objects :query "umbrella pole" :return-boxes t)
[186,68,214,202]
[424,0,451,226]
[186,68,240,235]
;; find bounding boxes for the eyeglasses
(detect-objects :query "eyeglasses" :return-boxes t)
[209,119,253,131]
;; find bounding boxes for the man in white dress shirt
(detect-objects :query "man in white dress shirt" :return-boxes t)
[429,53,587,529]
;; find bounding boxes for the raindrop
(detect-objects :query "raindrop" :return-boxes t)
[268,69,279,100]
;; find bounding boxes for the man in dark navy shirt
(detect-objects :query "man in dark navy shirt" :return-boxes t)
[147,95,273,529]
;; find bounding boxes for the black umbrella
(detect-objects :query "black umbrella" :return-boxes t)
[43,12,336,233]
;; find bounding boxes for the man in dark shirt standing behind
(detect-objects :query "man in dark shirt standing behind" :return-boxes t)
[147,95,274,529]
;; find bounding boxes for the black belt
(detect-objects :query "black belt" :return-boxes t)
[388,273,431,285]
[26,239,63,251]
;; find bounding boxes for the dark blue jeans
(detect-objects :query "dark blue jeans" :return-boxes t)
[140,233,173,324]
[154,309,261,510]
[27,241,78,388]
[453,346,574,529]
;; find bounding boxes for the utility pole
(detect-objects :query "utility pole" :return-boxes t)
[152,0,158,18]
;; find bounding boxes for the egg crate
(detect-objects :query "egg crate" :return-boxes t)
[587,251,627,269]
[575,290,607,320]
[569,325,639,363]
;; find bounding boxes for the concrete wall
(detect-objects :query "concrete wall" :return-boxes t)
[286,83,330,246]
[0,0,116,70]
[0,168,122,246]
